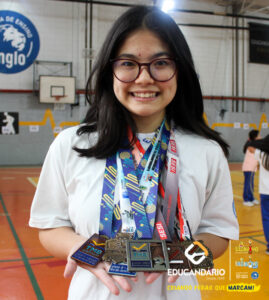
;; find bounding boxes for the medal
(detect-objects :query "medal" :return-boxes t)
[71,234,107,266]
[108,263,136,277]
[102,233,214,272]
[126,239,170,271]
[103,233,137,276]
[102,232,132,264]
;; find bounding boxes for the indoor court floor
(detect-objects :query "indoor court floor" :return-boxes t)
[0,164,268,300]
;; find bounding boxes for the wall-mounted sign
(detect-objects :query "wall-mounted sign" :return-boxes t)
[0,10,40,73]
[249,22,269,65]
[0,112,19,134]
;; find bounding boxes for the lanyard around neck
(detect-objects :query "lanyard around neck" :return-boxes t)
[160,130,192,241]
[99,120,169,239]
[99,121,192,241]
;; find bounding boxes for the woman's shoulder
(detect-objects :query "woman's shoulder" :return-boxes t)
[174,128,222,153]
[51,124,97,150]
[52,125,80,146]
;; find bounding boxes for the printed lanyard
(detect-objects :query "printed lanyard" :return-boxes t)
[118,120,167,238]
[99,154,118,238]
[132,128,192,241]
[99,120,170,239]
[160,130,192,241]
[116,153,136,234]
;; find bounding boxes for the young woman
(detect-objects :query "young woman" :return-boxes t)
[249,135,269,254]
[29,6,239,300]
[242,130,259,206]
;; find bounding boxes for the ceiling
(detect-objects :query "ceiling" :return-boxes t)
[200,0,269,15]
[56,0,269,15]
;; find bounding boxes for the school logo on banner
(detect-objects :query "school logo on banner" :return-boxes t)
[0,10,40,73]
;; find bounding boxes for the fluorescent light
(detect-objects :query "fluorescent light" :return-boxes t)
[161,0,175,12]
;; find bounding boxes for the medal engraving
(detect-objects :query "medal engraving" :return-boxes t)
[167,240,214,270]
[108,262,136,277]
[102,233,133,264]
[127,240,170,271]
[71,234,107,266]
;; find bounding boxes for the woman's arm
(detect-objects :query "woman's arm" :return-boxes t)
[39,227,86,259]
[193,232,229,259]
[39,227,136,295]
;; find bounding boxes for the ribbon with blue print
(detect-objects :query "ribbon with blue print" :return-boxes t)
[99,120,170,239]
[99,154,118,238]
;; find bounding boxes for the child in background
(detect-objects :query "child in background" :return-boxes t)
[242,130,259,206]
[249,135,269,254]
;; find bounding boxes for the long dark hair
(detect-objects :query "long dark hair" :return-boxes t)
[243,129,259,153]
[249,134,269,170]
[74,6,229,158]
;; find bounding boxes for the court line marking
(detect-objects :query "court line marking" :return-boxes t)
[0,256,54,263]
[0,259,66,271]
[0,193,44,300]
[229,240,231,281]
[27,177,38,188]
[240,230,263,235]
[0,171,40,175]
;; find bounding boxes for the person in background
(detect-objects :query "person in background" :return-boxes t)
[249,135,269,254]
[242,129,260,206]
[29,6,239,300]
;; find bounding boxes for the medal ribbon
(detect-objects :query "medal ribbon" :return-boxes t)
[160,130,192,241]
[99,155,118,238]
[118,120,169,238]
[99,120,170,239]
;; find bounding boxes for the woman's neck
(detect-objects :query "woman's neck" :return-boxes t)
[133,112,165,133]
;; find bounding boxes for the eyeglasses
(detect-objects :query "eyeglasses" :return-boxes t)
[111,58,177,83]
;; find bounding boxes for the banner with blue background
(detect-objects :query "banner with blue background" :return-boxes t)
[0,10,40,74]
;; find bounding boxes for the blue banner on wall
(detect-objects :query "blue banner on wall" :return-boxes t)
[0,10,40,74]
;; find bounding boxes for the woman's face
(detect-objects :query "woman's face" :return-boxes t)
[113,29,177,131]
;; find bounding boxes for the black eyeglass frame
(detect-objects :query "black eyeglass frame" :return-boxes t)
[110,58,177,83]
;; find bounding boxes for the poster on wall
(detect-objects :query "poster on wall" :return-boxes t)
[0,112,19,134]
[249,22,269,64]
[0,10,40,74]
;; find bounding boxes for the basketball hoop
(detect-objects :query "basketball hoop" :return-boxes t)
[54,95,64,102]
[53,95,66,111]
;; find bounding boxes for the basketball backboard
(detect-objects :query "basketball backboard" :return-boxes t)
[39,75,76,104]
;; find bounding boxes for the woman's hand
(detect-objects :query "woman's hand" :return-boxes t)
[144,272,179,284]
[64,243,138,295]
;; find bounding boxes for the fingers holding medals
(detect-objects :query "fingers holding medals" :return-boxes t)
[68,234,140,294]
[90,261,134,295]
[144,272,162,284]
[167,273,179,283]
[144,271,179,284]
[65,257,136,295]
[64,257,78,278]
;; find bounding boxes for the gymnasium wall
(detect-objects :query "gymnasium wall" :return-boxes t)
[0,0,268,165]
